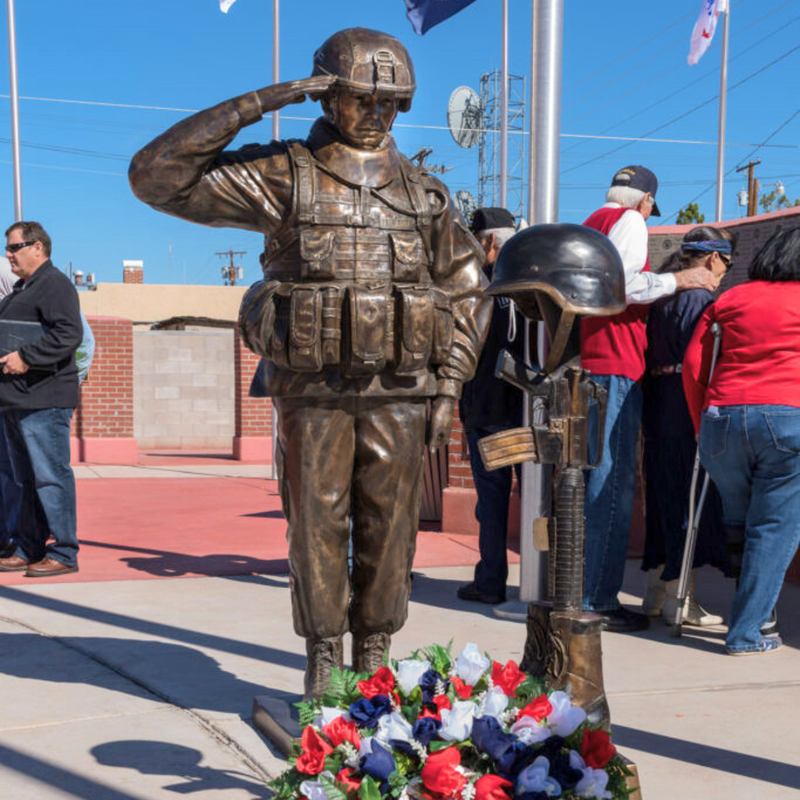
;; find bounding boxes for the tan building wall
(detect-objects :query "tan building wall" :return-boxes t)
[79,283,249,326]
[134,330,235,449]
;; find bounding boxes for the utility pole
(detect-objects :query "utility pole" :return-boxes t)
[409,147,451,175]
[736,159,761,217]
[216,249,246,286]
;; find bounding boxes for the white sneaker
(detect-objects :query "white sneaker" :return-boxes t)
[661,572,723,627]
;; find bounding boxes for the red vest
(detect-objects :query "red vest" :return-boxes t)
[580,206,650,381]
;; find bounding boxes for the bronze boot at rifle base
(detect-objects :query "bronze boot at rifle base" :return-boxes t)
[128,27,491,699]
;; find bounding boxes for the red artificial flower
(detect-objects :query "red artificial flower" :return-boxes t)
[474,775,513,800]
[357,666,396,699]
[581,728,617,770]
[323,716,361,749]
[491,660,526,697]
[518,694,552,723]
[421,746,467,798]
[451,676,473,699]
[420,694,452,721]
[295,727,334,775]
[336,767,362,794]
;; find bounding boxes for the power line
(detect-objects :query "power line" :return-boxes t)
[661,109,800,222]
[561,44,800,176]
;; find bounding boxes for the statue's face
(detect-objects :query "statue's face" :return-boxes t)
[334,91,399,150]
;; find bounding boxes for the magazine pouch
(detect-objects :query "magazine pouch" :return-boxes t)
[431,287,454,364]
[343,286,390,377]
[395,288,433,375]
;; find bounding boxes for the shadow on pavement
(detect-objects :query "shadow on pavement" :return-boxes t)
[80,539,290,578]
[0,587,304,669]
[0,743,148,800]
[92,740,270,797]
[0,634,277,716]
[613,724,800,791]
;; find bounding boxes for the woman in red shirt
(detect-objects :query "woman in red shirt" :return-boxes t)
[683,227,800,655]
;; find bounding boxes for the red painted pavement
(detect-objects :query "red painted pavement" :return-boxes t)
[0,476,519,586]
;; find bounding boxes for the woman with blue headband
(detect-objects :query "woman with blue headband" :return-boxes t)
[641,225,735,627]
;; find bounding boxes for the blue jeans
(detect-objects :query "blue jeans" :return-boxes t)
[467,427,521,596]
[583,375,642,611]
[0,418,20,545]
[3,408,78,567]
[699,404,800,652]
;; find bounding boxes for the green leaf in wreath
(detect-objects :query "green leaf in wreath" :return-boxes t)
[320,773,349,800]
[359,775,382,800]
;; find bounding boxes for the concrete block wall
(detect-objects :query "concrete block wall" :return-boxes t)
[133,330,235,448]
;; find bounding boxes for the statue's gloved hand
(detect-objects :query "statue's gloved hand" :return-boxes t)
[255,76,337,114]
[427,396,455,451]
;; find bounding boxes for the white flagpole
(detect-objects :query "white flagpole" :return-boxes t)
[271,0,280,480]
[500,0,509,208]
[7,0,23,220]
[714,1,730,222]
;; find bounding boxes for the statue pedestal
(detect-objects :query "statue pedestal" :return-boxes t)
[619,754,643,800]
[252,690,302,758]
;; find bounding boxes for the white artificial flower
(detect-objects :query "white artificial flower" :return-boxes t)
[510,714,551,745]
[375,711,414,746]
[313,706,350,729]
[478,686,509,720]
[515,756,561,797]
[299,771,335,800]
[439,700,477,741]
[575,767,612,799]
[456,643,491,685]
[396,658,431,695]
[358,736,375,758]
[546,691,587,737]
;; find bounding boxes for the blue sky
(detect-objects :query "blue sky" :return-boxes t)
[1,0,797,286]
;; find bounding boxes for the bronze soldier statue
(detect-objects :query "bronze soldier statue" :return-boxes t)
[129,28,490,698]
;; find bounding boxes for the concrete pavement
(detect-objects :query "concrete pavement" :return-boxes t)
[1,560,798,800]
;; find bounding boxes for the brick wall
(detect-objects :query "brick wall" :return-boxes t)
[232,326,273,460]
[71,316,137,463]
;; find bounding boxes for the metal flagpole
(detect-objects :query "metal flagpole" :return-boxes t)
[270,0,280,479]
[714,0,730,222]
[499,0,509,208]
[7,0,23,220]
[522,0,563,603]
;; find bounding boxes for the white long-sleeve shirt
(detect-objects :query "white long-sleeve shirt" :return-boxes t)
[603,203,677,305]
[0,257,15,299]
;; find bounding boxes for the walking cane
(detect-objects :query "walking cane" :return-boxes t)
[669,321,722,638]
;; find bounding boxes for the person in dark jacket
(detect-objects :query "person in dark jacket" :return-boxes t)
[457,207,526,605]
[641,225,735,626]
[0,221,82,577]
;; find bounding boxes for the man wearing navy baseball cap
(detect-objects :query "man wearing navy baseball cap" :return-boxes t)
[580,165,719,633]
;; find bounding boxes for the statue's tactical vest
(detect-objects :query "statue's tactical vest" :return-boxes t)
[256,143,453,377]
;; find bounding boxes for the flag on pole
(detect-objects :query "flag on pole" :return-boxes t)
[404,0,480,35]
[220,0,237,13]
[687,0,727,65]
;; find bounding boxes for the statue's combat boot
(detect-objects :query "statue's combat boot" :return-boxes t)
[304,636,343,700]
[352,632,391,674]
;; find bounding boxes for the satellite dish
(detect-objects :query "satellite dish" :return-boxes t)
[448,86,481,149]
[454,190,478,223]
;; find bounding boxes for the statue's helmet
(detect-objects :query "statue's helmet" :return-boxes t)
[312,28,416,112]
[488,223,626,321]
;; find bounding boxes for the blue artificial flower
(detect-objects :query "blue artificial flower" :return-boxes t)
[349,695,393,727]
[538,735,566,762]
[412,717,441,747]
[419,669,449,704]
[360,740,397,787]
[472,716,518,762]
[497,741,537,779]
[550,751,583,791]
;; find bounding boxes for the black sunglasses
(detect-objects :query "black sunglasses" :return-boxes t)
[6,241,36,254]
[719,253,732,269]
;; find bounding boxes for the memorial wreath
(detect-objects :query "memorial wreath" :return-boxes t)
[270,643,633,800]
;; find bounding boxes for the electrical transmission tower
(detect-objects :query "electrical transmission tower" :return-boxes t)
[478,69,526,220]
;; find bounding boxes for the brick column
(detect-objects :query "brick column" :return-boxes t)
[232,326,273,461]
[70,316,138,464]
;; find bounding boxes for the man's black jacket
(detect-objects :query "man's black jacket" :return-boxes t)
[0,261,82,410]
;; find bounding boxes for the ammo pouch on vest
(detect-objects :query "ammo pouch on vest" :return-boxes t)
[390,231,424,282]
[343,286,392,377]
[238,279,281,359]
[299,229,337,281]
[394,286,454,375]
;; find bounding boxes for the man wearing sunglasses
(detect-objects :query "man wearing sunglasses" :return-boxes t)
[0,221,83,577]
